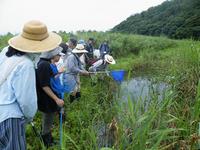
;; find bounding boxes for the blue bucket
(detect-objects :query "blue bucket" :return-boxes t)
[110,70,125,84]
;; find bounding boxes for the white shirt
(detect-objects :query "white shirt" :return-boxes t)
[0,47,37,123]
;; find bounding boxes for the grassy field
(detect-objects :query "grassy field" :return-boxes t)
[1,32,200,149]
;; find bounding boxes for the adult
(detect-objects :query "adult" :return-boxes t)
[61,38,77,67]
[36,47,65,147]
[85,38,95,59]
[63,44,89,103]
[89,54,116,85]
[77,39,86,46]
[78,39,89,68]
[0,20,61,150]
[67,38,77,54]
[99,40,110,57]
[89,54,116,72]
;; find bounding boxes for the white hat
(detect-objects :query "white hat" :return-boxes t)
[40,46,65,59]
[72,44,88,53]
[104,54,116,64]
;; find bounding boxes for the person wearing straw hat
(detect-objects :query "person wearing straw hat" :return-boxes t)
[0,20,61,150]
[78,39,90,68]
[89,54,116,72]
[63,44,90,103]
[88,54,116,85]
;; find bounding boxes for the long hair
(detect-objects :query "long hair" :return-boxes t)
[6,46,26,57]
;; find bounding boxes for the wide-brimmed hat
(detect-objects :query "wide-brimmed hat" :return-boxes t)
[104,54,116,64]
[8,20,62,53]
[40,46,64,59]
[72,44,88,53]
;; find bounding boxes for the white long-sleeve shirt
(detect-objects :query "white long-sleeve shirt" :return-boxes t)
[0,47,37,123]
[89,59,107,72]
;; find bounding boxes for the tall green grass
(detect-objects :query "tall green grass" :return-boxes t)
[1,32,200,149]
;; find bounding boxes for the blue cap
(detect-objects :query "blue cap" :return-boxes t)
[78,39,86,45]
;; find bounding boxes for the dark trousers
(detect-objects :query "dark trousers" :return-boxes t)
[69,92,81,103]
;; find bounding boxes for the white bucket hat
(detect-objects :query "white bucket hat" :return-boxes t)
[104,54,116,64]
[72,44,88,53]
[8,20,62,53]
[40,46,64,59]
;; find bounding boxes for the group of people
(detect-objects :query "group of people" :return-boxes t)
[0,20,116,149]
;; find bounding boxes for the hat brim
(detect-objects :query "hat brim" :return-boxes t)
[72,49,88,53]
[106,59,116,64]
[8,32,62,53]
[59,52,65,56]
[104,55,116,64]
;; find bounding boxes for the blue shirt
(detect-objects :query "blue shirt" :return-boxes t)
[50,64,64,99]
[0,47,37,123]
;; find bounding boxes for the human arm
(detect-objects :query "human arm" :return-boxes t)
[37,61,64,107]
[42,86,64,107]
[12,62,37,121]
[89,59,103,72]
[66,55,89,76]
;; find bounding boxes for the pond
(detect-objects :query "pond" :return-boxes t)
[119,76,169,103]
[97,76,170,148]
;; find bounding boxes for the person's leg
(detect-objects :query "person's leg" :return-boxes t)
[76,92,81,99]
[41,112,54,135]
[76,76,81,100]
[0,118,26,150]
[69,83,79,103]
[41,112,54,147]
[70,91,81,102]
[69,94,76,103]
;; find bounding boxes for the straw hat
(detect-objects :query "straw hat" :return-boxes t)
[104,54,116,64]
[8,20,62,53]
[72,44,88,53]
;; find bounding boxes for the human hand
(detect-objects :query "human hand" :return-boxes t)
[56,98,64,107]
[81,70,89,76]
[59,67,65,73]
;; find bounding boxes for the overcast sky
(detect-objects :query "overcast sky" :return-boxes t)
[0,0,166,34]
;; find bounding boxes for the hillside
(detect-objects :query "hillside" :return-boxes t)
[112,0,200,40]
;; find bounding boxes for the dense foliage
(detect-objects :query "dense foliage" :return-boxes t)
[112,0,200,40]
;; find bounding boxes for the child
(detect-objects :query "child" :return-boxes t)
[50,53,65,99]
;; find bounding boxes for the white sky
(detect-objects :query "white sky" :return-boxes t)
[0,0,166,34]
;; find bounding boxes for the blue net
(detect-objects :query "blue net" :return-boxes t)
[110,70,125,84]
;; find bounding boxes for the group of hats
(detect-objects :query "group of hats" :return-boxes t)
[8,20,115,64]
[74,39,115,64]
